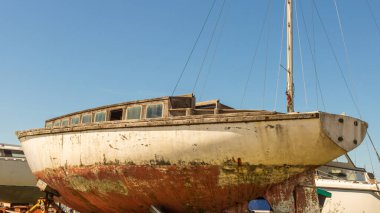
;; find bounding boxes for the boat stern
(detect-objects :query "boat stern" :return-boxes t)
[320,112,368,152]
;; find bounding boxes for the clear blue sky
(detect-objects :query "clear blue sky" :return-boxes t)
[1,0,380,176]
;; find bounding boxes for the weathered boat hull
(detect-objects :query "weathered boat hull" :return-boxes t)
[17,112,367,211]
[36,166,319,212]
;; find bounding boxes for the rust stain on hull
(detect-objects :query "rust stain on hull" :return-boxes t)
[35,165,319,212]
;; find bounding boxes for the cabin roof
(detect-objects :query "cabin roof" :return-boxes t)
[323,154,366,172]
[0,143,22,151]
[44,94,275,125]
[45,95,177,122]
[46,94,239,122]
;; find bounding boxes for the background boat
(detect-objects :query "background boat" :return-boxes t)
[0,143,43,204]
[316,154,380,213]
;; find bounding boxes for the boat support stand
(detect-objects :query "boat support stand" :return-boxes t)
[26,179,63,213]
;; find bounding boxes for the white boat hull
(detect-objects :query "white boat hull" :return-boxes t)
[317,179,380,213]
[20,112,366,173]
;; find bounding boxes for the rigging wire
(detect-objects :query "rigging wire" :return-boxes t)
[311,1,316,57]
[199,1,231,100]
[367,133,380,163]
[323,0,380,165]
[365,138,376,174]
[312,0,361,117]
[274,0,287,111]
[333,0,352,72]
[366,0,380,36]
[309,1,319,109]
[299,0,326,111]
[333,0,361,116]
[192,0,227,94]
[332,0,360,164]
[311,2,319,109]
[171,0,218,95]
[261,19,271,109]
[294,0,309,107]
[240,0,273,108]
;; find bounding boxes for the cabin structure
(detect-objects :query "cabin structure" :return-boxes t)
[44,94,272,128]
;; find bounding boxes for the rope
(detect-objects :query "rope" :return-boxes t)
[240,0,273,108]
[171,0,218,96]
[294,0,308,107]
[192,0,227,94]
[274,0,287,111]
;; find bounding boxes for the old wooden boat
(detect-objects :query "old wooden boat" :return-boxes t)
[16,94,367,212]
[0,143,43,204]
[15,1,368,212]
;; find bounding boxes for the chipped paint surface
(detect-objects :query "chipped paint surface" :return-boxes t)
[20,115,357,173]
[266,170,320,213]
[67,176,128,195]
[35,165,319,212]
[17,111,367,212]
[218,164,306,186]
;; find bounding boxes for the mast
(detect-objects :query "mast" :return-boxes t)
[286,0,294,112]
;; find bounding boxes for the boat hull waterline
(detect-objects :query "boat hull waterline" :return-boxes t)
[17,112,367,212]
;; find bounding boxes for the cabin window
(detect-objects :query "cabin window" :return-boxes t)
[11,150,25,158]
[53,120,61,127]
[3,149,12,157]
[61,119,69,127]
[95,111,106,122]
[82,114,92,124]
[71,116,80,125]
[127,106,141,120]
[146,103,163,119]
[46,122,52,128]
[110,109,123,121]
